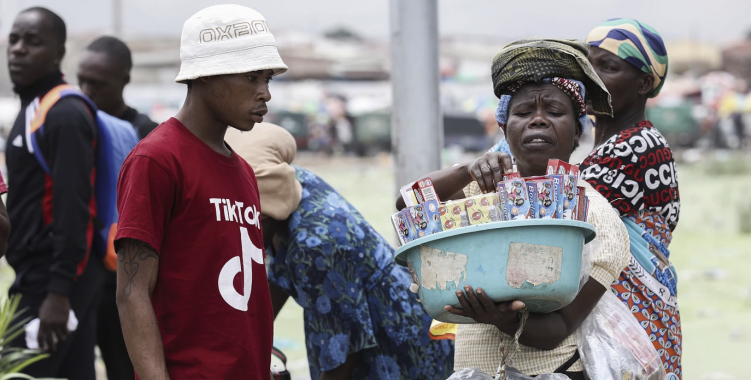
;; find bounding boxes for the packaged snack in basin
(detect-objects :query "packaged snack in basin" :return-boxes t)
[441,200,468,230]
[533,179,556,219]
[574,185,588,222]
[547,174,565,219]
[391,212,412,246]
[464,194,501,225]
[497,178,532,220]
[412,178,441,204]
[410,200,443,238]
[400,209,419,242]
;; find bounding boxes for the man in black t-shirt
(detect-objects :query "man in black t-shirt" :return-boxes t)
[77,35,157,380]
[6,7,103,380]
[78,36,158,139]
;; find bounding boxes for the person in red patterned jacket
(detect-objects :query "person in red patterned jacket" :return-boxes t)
[582,19,682,378]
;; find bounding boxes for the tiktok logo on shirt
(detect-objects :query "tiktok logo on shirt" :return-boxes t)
[210,198,263,311]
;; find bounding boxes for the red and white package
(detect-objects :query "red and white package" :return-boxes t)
[413,178,441,204]
[574,185,588,222]
[401,177,441,206]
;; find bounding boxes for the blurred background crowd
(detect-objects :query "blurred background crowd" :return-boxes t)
[3,1,751,160]
[1,1,750,379]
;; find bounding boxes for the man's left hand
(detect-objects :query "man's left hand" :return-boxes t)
[37,292,71,352]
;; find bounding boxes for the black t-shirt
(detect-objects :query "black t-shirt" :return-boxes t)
[119,106,158,140]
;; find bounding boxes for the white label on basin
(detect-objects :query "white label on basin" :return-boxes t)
[506,242,562,288]
[419,245,468,290]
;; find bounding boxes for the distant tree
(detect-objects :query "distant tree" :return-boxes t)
[324,27,363,41]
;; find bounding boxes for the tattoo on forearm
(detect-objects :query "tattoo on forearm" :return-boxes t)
[117,240,158,297]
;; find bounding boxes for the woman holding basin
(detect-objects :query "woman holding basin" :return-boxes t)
[396,39,630,378]
[225,124,454,380]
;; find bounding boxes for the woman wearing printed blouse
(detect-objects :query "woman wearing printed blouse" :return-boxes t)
[225,124,453,380]
[582,19,682,378]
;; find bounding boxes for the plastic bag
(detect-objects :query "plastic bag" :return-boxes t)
[447,367,568,380]
[577,290,666,380]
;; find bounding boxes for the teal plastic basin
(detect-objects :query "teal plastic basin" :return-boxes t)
[394,219,596,323]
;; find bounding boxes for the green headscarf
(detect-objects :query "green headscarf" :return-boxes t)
[491,38,613,116]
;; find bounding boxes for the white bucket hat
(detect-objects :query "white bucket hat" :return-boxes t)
[175,4,288,83]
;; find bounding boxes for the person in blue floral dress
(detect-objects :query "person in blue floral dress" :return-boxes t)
[228,123,454,380]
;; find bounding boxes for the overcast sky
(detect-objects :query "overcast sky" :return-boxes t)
[0,0,749,44]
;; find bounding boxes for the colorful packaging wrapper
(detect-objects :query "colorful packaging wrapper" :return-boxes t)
[400,183,419,207]
[400,209,419,242]
[400,177,441,207]
[442,200,469,229]
[429,319,457,341]
[525,180,540,219]
[498,178,532,220]
[503,171,521,181]
[534,179,556,219]
[547,159,580,219]
[409,200,443,238]
[574,185,588,222]
[412,178,441,204]
[560,173,579,220]
[464,194,501,225]
[391,212,411,245]
[548,174,565,219]
[438,204,459,231]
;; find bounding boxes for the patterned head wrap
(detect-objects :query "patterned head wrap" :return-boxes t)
[585,18,669,98]
[491,38,612,116]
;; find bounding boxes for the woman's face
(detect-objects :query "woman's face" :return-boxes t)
[505,83,580,176]
[588,46,652,118]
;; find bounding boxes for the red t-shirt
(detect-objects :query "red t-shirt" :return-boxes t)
[115,118,272,379]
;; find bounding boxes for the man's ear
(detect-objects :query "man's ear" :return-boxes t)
[124,73,131,86]
[638,73,655,97]
[497,122,506,134]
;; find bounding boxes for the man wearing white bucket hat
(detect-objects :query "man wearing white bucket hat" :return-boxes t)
[114,5,287,379]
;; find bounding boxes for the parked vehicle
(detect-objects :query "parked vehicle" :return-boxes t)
[265,111,309,149]
[647,103,701,147]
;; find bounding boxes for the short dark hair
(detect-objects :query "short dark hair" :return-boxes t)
[86,36,133,73]
[21,7,66,45]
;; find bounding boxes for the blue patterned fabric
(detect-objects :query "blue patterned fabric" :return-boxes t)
[266,167,454,379]
[613,216,681,376]
[621,217,678,297]
[487,138,513,157]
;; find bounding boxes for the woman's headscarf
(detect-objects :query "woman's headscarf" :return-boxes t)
[585,18,669,98]
[225,123,302,220]
[491,38,613,131]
